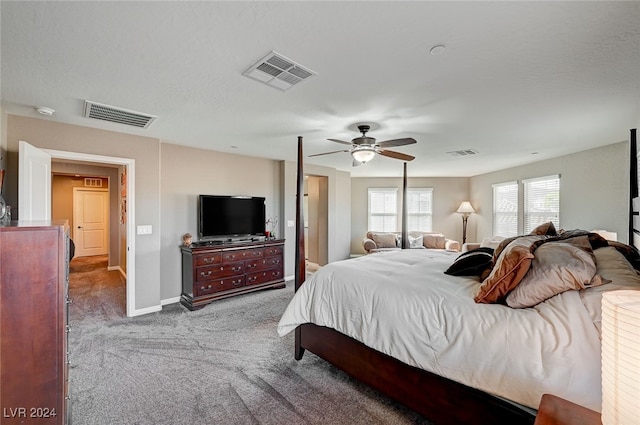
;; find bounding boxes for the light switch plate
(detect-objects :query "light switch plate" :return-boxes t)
[287,220,295,227]
[137,225,152,235]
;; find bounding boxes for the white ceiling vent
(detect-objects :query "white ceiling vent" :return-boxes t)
[446,149,479,157]
[243,51,317,91]
[83,101,157,128]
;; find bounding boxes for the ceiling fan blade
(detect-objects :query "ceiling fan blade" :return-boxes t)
[376,137,417,148]
[309,149,350,157]
[378,149,415,161]
[327,138,354,146]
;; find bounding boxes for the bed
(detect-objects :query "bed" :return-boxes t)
[278,131,639,424]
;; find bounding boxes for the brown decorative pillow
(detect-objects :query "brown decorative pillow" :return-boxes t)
[371,233,398,248]
[506,241,607,308]
[529,222,558,236]
[474,235,547,304]
[422,233,446,249]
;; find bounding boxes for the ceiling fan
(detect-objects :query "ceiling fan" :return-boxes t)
[310,125,417,166]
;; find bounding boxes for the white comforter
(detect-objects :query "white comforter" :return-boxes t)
[277,249,602,411]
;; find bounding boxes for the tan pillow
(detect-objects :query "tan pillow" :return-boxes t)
[371,233,398,248]
[423,233,446,249]
[506,241,606,308]
[475,235,546,303]
[580,247,640,333]
[529,221,558,236]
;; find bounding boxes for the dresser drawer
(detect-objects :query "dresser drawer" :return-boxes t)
[195,276,245,296]
[194,252,222,267]
[255,256,282,270]
[222,248,263,263]
[196,261,245,282]
[246,266,284,286]
[264,245,283,257]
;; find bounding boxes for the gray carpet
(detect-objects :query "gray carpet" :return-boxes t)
[69,278,432,425]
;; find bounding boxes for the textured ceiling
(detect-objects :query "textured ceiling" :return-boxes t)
[2,1,639,177]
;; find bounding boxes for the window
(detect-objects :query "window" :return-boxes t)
[492,181,518,237]
[406,188,433,232]
[491,175,561,236]
[368,188,398,232]
[524,175,560,233]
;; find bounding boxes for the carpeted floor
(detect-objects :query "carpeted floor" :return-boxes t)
[68,260,432,425]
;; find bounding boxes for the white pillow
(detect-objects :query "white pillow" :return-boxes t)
[408,234,424,249]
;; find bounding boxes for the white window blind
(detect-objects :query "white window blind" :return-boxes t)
[368,188,398,232]
[524,175,560,233]
[406,188,433,232]
[493,181,518,237]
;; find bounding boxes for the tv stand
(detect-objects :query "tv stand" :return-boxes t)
[180,238,285,310]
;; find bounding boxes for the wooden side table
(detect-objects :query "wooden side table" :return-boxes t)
[534,394,602,425]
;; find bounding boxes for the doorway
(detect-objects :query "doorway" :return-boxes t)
[305,174,329,267]
[45,149,136,317]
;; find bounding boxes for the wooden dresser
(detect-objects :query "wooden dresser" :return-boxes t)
[180,239,285,310]
[0,221,71,425]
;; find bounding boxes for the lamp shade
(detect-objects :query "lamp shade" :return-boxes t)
[601,290,640,425]
[351,148,376,164]
[456,201,476,215]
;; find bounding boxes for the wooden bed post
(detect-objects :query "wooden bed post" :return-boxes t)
[401,161,408,249]
[630,128,637,245]
[294,136,306,360]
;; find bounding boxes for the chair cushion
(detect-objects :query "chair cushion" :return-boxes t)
[370,233,398,248]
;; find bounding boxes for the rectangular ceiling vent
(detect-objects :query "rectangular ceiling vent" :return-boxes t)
[446,149,479,157]
[243,51,317,92]
[83,100,157,129]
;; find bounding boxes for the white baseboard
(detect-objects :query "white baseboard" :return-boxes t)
[284,275,294,282]
[107,265,126,279]
[129,304,162,317]
[161,296,181,306]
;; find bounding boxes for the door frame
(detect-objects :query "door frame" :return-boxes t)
[44,148,137,317]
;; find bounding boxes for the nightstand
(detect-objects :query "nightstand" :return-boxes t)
[534,394,602,425]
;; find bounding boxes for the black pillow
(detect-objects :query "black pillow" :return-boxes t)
[444,247,494,276]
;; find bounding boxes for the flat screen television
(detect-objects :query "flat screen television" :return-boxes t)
[198,195,266,240]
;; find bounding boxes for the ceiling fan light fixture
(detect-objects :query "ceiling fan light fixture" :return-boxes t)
[352,148,376,164]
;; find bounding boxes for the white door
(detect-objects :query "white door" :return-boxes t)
[73,188,109,257]
[18,140,52,220]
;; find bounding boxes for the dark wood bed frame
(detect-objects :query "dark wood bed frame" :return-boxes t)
[291,136,539,424]
[292,129,638,423]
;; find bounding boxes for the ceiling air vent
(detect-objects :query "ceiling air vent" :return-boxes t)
[83,100,157,129]
[243,51,317,91]
[446,149,479,157]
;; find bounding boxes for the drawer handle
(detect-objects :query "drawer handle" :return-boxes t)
[201,271,212,277]
[248,276,257,282]
[203,257,215,264]
[201,285,212,291]
[233,280,242,286]
[232,266,242,272]
[248,264,256,269]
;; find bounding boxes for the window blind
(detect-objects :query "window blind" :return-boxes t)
[523,175,560,233]
[368,188,398,232]
[406,188,433,232]
[493,181,518,237]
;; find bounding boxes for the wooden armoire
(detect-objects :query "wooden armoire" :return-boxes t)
[1,221,70,424]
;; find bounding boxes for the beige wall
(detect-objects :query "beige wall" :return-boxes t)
[469,141,629,244]
[159,142,282,301]
[6,114,162,311]
[350,176,470,255]
[282,160,351,268]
